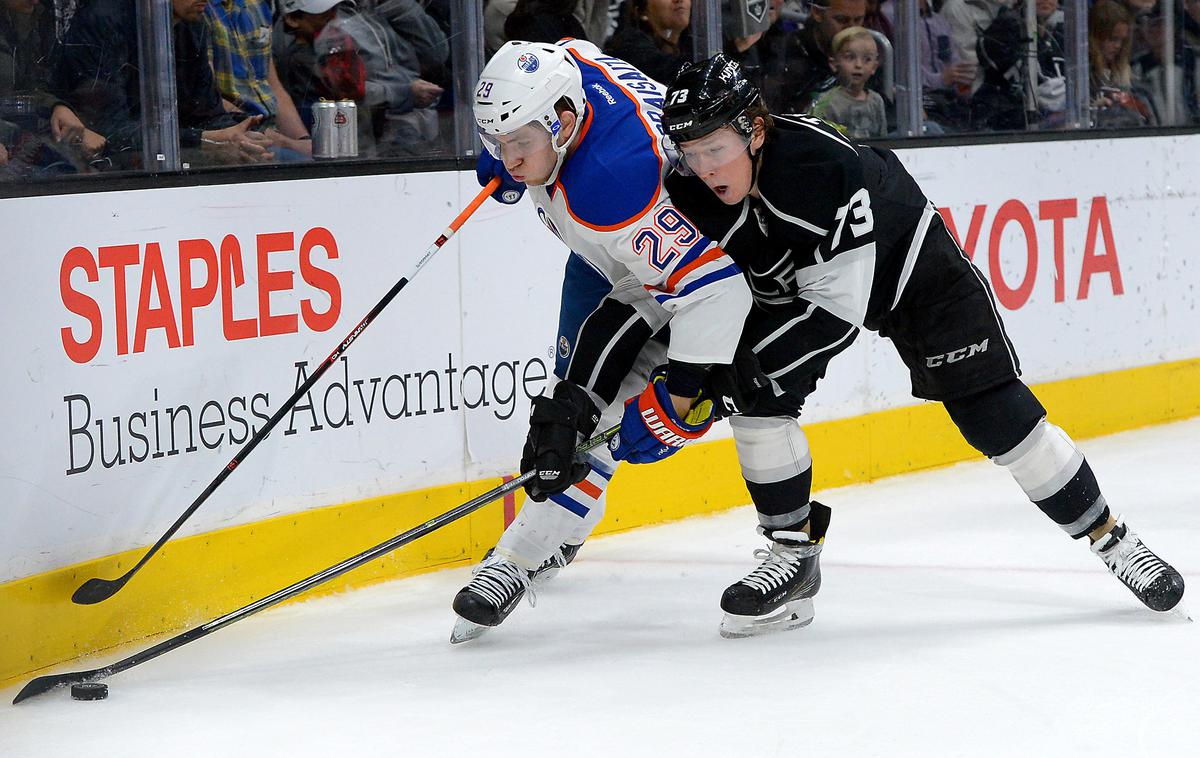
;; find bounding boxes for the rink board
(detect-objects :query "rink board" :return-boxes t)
[2,135,1199,689]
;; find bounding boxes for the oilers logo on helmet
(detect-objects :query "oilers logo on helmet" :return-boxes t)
[517,53,540,73]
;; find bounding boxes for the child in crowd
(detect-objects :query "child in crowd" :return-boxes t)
[810,26,888,138]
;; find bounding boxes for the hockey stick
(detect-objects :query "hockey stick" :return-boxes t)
[70,177,502,606]
[15,424,620,704]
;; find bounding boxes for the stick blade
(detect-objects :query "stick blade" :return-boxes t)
[12,669,100,704]
[72,575,126,605]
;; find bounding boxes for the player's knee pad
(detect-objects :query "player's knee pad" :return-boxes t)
[496,465,611,569]
[992,419,1109,539]
[729,416,814,529]
[943,379,1046,457]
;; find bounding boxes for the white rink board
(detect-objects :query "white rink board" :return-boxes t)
[2,135,1199,581]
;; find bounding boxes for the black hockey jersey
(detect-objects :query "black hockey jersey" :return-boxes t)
[666,114,938,331]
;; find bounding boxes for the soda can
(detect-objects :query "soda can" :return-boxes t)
[312,100,337,159]
[334,100,359,158]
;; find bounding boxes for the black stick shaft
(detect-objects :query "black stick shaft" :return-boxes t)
[15,426,617,704]
[72,179,501,604]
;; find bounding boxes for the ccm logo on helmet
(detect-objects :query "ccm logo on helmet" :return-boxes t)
[517,53,540,73]
[926,339,989,368]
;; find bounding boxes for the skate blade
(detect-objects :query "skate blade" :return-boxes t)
[1168,602,1192,622]
[450,617,491,644]
[719,598,814,639]
[531,566,562,587]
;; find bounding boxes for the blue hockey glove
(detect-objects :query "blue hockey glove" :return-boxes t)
[476,150,525,204]
[609,368,715,464]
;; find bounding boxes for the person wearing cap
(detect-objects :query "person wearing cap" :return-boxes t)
[276,0,443,156]
[658,53,1184,634]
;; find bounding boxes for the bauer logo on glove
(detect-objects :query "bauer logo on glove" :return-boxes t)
[609,368,715,464]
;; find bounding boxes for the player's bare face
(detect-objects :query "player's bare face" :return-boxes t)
[677,127,754,205]
[491,124,557,185]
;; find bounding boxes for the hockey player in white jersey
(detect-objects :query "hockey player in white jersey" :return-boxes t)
[450,40,758,642]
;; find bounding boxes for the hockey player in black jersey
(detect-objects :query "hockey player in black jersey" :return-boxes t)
[659,54,1186,634]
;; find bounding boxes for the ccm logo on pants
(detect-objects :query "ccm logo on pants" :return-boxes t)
[926,339,989,368]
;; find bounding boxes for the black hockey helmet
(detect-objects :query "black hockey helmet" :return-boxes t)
[662,53,761,146]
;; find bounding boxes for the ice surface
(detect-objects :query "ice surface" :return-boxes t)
[2,419,1197,757]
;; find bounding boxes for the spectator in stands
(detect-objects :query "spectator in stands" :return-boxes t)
[1089,0,1156,127]
[604,0,692,85]
[1133,10,1200,124]
[277,0,443,157]
[939,0,1001,98]
[1,0,107,175]
[863,0,892,41]
[206,0,313,158]
[1185,0,1200,51]
[366,0,450,92]
[505,0,586,45]
[752,0,866,114]
[1033,0,1067,125]
[1119,0,1156,60]
[484,0,517,58]
[809,25,887,136]
[52,0,272,168]
[883,0,974,131]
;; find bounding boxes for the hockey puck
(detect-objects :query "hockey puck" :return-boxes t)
[70,682,108,701]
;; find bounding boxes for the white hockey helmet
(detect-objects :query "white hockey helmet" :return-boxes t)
[474,41,587,186]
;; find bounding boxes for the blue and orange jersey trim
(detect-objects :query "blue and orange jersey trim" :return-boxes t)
[550,46,665,232]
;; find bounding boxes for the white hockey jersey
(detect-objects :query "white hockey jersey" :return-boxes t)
[526,40,752,366]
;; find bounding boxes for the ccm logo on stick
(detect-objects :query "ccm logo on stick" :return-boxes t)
[60,228,342,364]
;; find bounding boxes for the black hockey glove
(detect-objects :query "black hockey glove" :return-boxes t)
[520,382,602,502]
[703,347,772,419]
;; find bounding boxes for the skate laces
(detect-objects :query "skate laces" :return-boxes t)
[739,541,818,594]
[1094,528,1166,593]
[470,555,537,608]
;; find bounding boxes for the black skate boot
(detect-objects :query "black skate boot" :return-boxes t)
[720,502,831,638]
[450,543,583,644]
[451,553,535,643]
[1090,518,1186,613]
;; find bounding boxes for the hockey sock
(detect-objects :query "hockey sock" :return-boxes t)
[993,419,1111,539]
[496,463,611,570]
[730,416,813,530]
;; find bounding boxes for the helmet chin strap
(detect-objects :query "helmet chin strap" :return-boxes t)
[747,141,761,195]
[530,106,586,188]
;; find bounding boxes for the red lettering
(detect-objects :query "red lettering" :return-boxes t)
[60,246,103,364]
[133,242,182,354]
[938,204,987,260]
[220,235,258,341]
[1038,199,1078,303]
[1079,196,1124,299]
[988,200,1038,310]
[256,232,297,337]
[299,227,342,332]
[179,239,218,347]
[98,244,140,355]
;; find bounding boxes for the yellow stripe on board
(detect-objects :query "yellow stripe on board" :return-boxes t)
[3,357,1198,691]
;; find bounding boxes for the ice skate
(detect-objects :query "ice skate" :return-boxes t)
[720,502,831,638]
[450,543,584,643]
[530,542,583,587]
[1091,518,1186,615]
